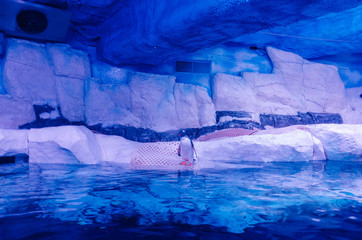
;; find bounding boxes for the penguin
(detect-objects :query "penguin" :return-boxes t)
[177,130,196,166]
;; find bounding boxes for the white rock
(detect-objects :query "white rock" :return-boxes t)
[252,125,326,161]
[302,61,345,112]
[91,62,128,84]
[151,88,179,131]
[305,124,362,160]
[95,134,140,164]
[129,72,178,131]
[28,126,103,164]
[212,47,347,117]
[0,129,29,156]
[244,72,302,113]
[174,83,216,129]
[311,136,326,161]
[85,78,140,127]
[267,47,304,70]
[194,85,216,127]
[195,130,323,164]
[174,83,199,128]
[3,39,56,102]
[47,43,91,79]
[212,73,259,112]
[39,108,60,119]
[341,87,362,124]
[56,76,85,122]
[0,95,35,129]
[267,47,346,113]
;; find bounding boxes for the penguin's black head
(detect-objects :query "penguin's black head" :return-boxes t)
[178,129,187,138]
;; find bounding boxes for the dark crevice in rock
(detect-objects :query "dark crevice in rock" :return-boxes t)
[19,119,84,129]
[0,156,15,164]
[19,107,342,142]
[0,154,28,164]
[260,112,343,128]
[33,104,55,121]
[216,111,252,123]
[89,119,262,142]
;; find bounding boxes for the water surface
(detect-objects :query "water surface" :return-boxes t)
[0,160,361,239]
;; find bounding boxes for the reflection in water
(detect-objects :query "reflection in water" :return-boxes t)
[0,160,361,239]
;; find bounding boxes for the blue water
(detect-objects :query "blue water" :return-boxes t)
[0,161,361,240]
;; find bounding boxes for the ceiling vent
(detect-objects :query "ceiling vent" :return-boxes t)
[0,0,71,42]
[175,60,211,74]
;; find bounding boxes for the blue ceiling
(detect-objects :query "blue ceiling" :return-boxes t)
[19,0,362,68]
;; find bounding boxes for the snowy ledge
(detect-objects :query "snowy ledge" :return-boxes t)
[0,124,361,167]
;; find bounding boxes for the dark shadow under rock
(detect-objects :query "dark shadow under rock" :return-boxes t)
[260,112,343,128]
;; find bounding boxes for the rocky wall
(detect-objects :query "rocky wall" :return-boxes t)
[0,38,360,136]
[1,124,361,165]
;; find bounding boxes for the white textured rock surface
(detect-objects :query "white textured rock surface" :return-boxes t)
[3,39,56,102]
[341,87,362,124]
[195,130,324,164]
[311,136,326,161]
[194,85,216,127]
[28,126,102,164]
[47,43,91,79]
[91,62,128,84]
[95,134,140,164]
[253,125,326,161]
[174,83,216,128]
[0,124,361,166]
[0,37,357,131]
[306,124,362,160]
[0,95,35,129]
[212,47,347,116]
[212,73,258,112]
[268,47,346,113]
[0,129,28,156]
[85,78,139,127]
[56,76,85,122]
[129,72,178,131]
[244,72,302,114]
[174,83,200,128]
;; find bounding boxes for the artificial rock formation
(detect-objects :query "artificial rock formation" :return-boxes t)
[1,38,89,124]
[195,129,325,165]
[305,124,362,161]
[213,47,347,119]
[0,125,361,165]
[0,95,35,129]
[343,87,362,124]
[0,38,217,132]
[0,37,360,135]
[28,126,102,164]
[0,128,29,157]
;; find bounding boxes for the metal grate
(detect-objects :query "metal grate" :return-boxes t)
[131,141,183,166]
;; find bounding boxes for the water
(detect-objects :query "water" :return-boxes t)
[0,161,361,240]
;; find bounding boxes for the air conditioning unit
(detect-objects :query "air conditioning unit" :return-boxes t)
[0,0,71,42]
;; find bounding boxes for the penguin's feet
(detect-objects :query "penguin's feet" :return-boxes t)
[180,160,192,166]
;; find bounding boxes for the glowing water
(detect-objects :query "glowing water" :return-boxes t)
[0,161,361,239]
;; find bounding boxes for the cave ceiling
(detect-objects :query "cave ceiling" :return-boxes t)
[21,0,362,66]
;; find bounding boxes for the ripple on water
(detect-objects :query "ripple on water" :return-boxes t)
[0,160,361,239]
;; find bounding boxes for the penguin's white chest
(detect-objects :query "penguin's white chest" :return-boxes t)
[180,137,193,161]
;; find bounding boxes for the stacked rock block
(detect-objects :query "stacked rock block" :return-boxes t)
[0,38,360,143]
